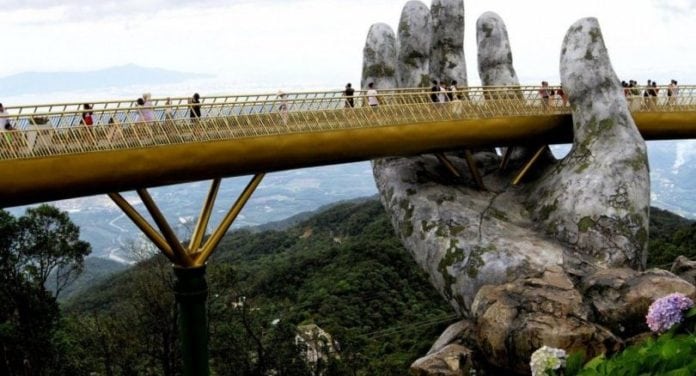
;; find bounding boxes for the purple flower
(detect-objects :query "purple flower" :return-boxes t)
[645,293,694,333]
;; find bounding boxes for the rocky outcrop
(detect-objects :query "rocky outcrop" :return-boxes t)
[671,255,696,285]
[397,1,432,88]
[411,344,473,376]
[472,267,622,372]
[361,3,695,374]
[429,0,467,87]
[582,268,696,336]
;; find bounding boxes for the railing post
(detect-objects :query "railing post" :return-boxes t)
[173,265,210,376]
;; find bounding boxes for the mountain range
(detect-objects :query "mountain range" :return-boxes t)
[0,64,212,96]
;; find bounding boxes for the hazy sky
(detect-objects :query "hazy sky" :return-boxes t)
[1,0,694,88]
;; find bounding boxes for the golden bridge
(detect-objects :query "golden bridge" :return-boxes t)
[2,84,695,375]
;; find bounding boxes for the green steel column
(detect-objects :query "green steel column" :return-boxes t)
[173,265,210,376]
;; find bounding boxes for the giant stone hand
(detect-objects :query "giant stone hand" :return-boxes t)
[363,1,695,373]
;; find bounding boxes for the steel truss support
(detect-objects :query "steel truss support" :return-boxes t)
[436,152,486,191]
[511,146,547,186]
[499,147,514,171]
[107,173,265,376]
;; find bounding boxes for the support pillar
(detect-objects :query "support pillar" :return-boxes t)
[174,265,210,376]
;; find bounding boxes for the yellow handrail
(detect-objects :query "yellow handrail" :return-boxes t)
[0,85,693,161]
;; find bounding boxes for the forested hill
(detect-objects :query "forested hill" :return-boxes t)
[59,199,696,375]
[63,199,454,375]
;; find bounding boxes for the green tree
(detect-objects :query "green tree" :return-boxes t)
[16,205,91,298]
[0,205,91,375]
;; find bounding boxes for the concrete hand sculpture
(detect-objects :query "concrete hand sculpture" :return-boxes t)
[363,1,695,373]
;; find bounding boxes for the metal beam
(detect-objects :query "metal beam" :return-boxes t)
[107,192,176,263]
[137,189,193,267]
[194,173,264,266]
[188,179,221,253]
[512,146,548,186]
[435,153,462,178]
[463,150,486,190]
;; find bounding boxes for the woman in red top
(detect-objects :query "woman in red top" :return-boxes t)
[81,103,94,126]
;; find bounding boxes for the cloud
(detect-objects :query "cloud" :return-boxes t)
[653,0,696,14]
[0,0,278,20]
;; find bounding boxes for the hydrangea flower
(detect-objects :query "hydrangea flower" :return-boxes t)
[646,293,694,333]
[530,346,567,376]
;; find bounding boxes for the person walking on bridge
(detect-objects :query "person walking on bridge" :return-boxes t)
[277,91,289,126]
[539,81,553,111]
[344,83,355,108]
[366,82,379,107]
[190,93,202,120]
[668,80,679,106]
[1,103,16,150]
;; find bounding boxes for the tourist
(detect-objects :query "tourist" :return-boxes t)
[366,82,379,107]
[81,103,94,126]
[447,80,458,102]
[164,97,175,121]
[539,81,552,110]
[1,103,12,130]
[648,81,659,109]
[1,103,15,147]
[343,83,355,108]
[557,86,568,107]
[190,93,202,119]
[448,80,462,115]
[277,90,289,126]
[668,80,679,106]
[430,80,440,103]
[141,93,155,122]
[438,82,448,104]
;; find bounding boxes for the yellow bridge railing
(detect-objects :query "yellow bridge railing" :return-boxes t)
[1,85,694,161]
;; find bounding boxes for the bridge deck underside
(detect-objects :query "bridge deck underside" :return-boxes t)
[1,111,693,207]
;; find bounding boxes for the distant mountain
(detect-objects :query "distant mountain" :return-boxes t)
[0,64,213,96]
[53,256,129,302]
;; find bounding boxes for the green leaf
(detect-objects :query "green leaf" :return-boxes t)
[565,351,587,376]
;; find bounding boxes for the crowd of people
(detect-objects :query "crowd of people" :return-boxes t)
[0,79,686,151]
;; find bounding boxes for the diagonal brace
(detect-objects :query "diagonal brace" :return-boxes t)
[108,192,177,263]
[194,173,265,266]
[137,188,194,266]
[189,179,221,253]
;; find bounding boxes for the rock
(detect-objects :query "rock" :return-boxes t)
[430,0,467,87]
[361,23,398,90]
[528,18,650,270]
[476,12,518,87]
[582,267,696,336]
[397,1,432,88]
[471,269,622,372]
[426,320,475,355]
[411,344,473,376]
[671,255,696,284]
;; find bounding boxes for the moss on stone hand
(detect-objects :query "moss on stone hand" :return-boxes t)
[437,239,466,300]
[578,216,595,232]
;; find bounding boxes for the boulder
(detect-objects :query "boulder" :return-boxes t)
[671,255,696,285]
[582,267,696,336]
[411,344,473,376]
[471,268,621,373]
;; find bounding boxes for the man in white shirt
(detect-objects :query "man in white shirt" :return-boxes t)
[367,82,379,107]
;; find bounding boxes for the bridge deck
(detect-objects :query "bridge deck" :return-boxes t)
[1,86,694,207]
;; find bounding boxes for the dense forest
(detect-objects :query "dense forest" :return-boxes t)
[1,199,695,375]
